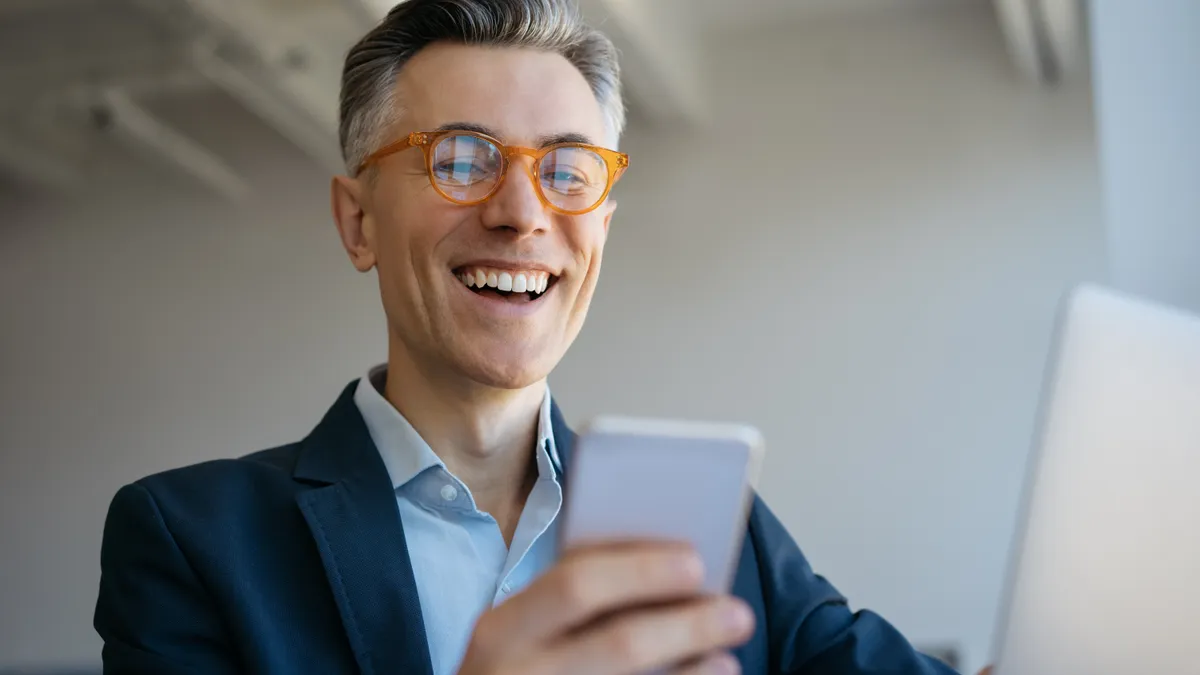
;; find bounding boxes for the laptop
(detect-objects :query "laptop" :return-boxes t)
[991,284,1200,675]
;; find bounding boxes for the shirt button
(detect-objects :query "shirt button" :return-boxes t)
[439,484,458,502]
[501,582,513,594]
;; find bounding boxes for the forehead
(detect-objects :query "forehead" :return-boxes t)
[394,43,609,146]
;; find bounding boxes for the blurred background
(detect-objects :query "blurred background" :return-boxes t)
[1,0,1198,673]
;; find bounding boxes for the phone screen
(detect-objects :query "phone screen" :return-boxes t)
[558,417,763,593]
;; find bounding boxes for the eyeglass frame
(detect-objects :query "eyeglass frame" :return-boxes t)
[355,129,630,216]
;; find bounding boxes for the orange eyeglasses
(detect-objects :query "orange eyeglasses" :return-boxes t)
[357,129,630,216]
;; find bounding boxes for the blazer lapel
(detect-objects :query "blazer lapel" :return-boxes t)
[294,383,434,675]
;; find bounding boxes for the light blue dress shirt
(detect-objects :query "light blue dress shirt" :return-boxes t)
[354,366,563,675]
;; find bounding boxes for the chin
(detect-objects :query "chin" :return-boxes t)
[453,343,562,390]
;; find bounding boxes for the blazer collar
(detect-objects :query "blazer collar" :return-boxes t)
[293,381,433,675]
[291,381,578,675]
[293,382,381,485]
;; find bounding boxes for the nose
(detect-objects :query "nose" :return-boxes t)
[478,156,551,238]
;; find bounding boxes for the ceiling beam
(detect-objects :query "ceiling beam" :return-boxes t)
[99,89,251,201]
[578,0,709,130]
[132,0,347,172]
[993,0,1042,81]
[993,0,1085,85]
[190,42,345,173]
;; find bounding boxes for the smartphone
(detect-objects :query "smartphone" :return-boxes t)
[558,416,765,594]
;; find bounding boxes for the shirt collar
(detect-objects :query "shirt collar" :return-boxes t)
[354,364,560,490]
[536,382,563,478]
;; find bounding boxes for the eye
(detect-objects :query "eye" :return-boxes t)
[430,134,503,186]
[545,168,584,183]
[434,160,493,184]
[541,167,591,194]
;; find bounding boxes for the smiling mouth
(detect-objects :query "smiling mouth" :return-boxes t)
[453,266,559,304]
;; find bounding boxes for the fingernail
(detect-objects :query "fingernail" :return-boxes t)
[723,600,754,634]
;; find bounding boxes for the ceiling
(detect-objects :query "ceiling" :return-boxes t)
[0,0,364,196]
[0,0,1079,199]
[674,0,981,30]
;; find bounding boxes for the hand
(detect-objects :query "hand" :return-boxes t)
[456,541,755,675]
[977,668,993,675]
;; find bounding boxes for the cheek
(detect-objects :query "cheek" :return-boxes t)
[371,219,421,302]
[375,197,459,279]
[582,220,609,280]
[566,222,608,311]
[582,246,604,295]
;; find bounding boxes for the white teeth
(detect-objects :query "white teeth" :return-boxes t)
[458,267,553,294]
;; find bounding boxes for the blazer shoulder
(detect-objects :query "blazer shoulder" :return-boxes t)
[742,493,847,608]
[127,442,303,514]
[241,441,304,472]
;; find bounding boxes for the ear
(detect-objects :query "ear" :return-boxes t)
[331,175,377,272]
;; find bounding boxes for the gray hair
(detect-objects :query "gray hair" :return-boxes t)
[339,0,625,175]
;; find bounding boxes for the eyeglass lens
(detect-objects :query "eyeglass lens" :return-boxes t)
[430,133,610,212]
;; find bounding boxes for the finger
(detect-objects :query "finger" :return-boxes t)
[671,652,741,675]
[489,541,705,645]
[543,595,755,675]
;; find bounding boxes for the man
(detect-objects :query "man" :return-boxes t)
[94,1,977,673]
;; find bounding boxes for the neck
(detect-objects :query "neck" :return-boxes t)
[382,340,545,529]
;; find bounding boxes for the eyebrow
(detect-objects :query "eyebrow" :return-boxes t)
[432,122,596,147]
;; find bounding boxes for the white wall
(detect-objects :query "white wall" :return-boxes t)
[1091,0,1200,313]
[0,157,387,668]
[554,5,1105,673]
[0,3,1106,672]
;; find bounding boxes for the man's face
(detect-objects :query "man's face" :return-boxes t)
[335,43,616,390]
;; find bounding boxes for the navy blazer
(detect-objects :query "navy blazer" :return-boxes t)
[94,382,958,674]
